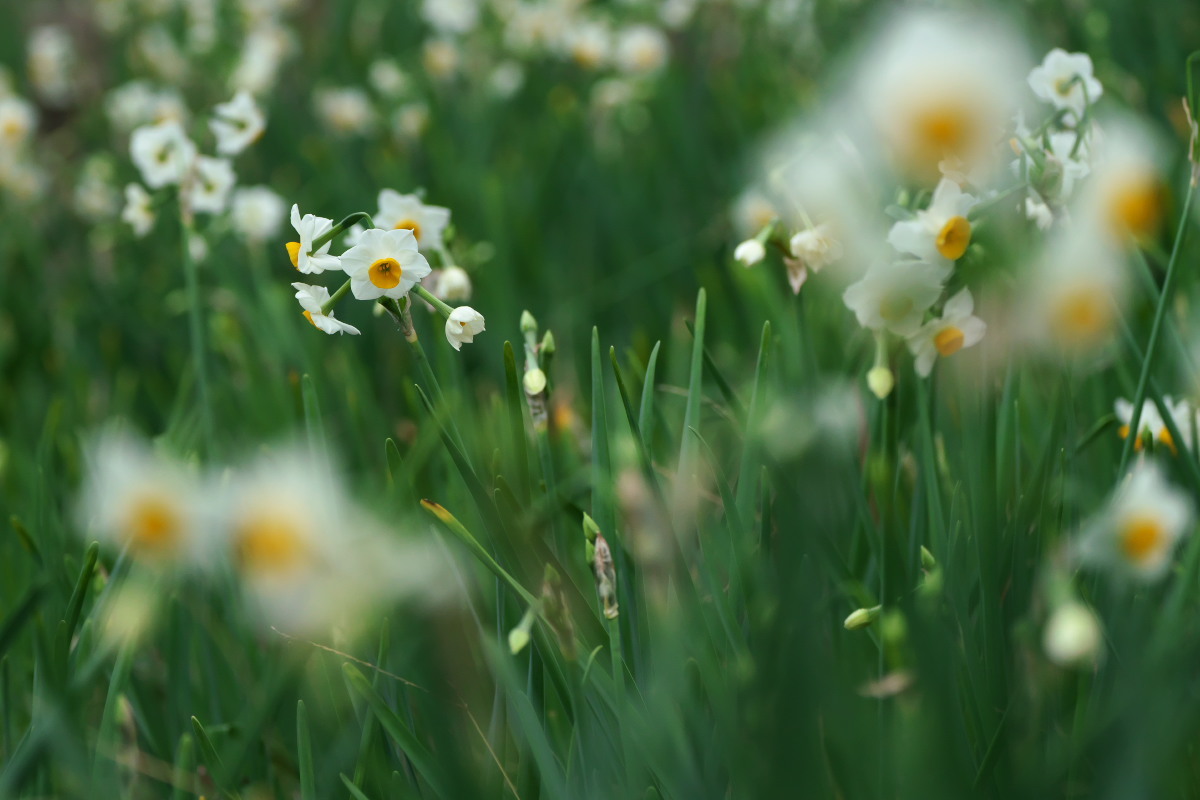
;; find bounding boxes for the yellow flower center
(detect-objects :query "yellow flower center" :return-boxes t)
[1052,286,1111,346]
[934,326,965,357]
[393,219,422,241]
[369,257,402,289]
[1,119,22,141]
[286,241,301,268]
[1054,78,1075,97]
[879,295,914,324]
[1109,173,1162,240]
[234,514,310,575]
[1119,514,1166,563]
[126,495,181,554]
[936,216,971,260]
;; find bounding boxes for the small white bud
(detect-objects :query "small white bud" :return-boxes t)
[733,239,765,267]
[523,368,547,395]
[1043,601,1102,667]
[866,367,894,400]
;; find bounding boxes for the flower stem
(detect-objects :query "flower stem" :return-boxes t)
[310,211,374,251]
[320,279,352,316]
[1118,183,1196,474]
[181,215,213,452]
[413,284,454,319]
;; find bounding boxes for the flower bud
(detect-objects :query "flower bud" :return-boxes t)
[843,605,881,631]
[733,239,765,267]
[540,329,556,356]
[520,309,538,334]
[1043,601,1102,667]
[523,367,547,395]
[867,366,894,399]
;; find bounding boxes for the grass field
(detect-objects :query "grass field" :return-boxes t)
[4,0,1200,797]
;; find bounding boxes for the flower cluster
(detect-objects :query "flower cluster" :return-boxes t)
[285,189,486,350]
[79,430,452,640]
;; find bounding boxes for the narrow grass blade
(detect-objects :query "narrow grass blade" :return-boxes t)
[297,700,316,800]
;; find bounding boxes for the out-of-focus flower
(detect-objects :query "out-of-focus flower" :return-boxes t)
[488,61,525,99]
[855,8,1027,181]
[0,96,36,150]
[888,178,978,265]
[1024,194,1055,230]
[843,258,946,337]
[314,87,375,136]
[74,158,120,222]
[1043,601,1103,667]
[1028,49,1103,122]
[445,306,485,350]
[368,59,409,98]
[27,26,76,106]
[209,91,265,156]
[230,24,293,94]
[292,283,361,335]
[1079,116,1165,244]
[614,25,669,75]
[734,239,765,267]
[1080,461,1192,581]
[231,186,286,242]
[106,82,188,131]
[122,183,156,237]
[1114,398,1177,454]
[130,119,196,189]
[732,188,778,238]
[342,227,431,301]
[98,577,160,649]
[79,430,211,567]
[421,0,480,35]
[565,21,611,70]
[187,156,236,214]
[434,265,472,301]
[423,39,461,81]
[789,224,842,273]
[220,449,450,634]
[286,204,341,274]
[392,103,430,141]
[374,190,451,251]
[136,26,189,84]
[906,287,986,377]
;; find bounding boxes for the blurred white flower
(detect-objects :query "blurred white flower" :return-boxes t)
[187,156,236,214]
[614,25,669,74]
[734,239,765,267]
[136,26,189,84]
[434,265,473,302]
[1028,49,1103,122]
[732,188,778,238]
[368,59,409,98]
[392,103,430,141]
[906,287,986,377]
[660,0,698,29]
[286,204,341,274]
[488,61,525,100]
[27,26,76,106]
[842,259,946,337]
[855,8,1028,181]
[342,228,431,301]
[130,119,197,189]
[1114,397,1177,454]
[1024,194,1055,230]
[1081,461,1192,581]
[888,178,978,265]
[423,39,461,81]
[374,190,451,251]
[1043,601,1103,668]
[789,224,842,274]
[74,161,121,222]
[231,186,286,242]
[79,430,212,567]
[292,282,361,335]
[209,90,265,156]
[0,96,36,151]
[106,82,188,131]
[1077,116,1165,245]
[422,0,480,35]
[314,87,375,136]
[445,306,486,350]
[230,24,293,94]
[122,183,156,237]
[565,21,611,70]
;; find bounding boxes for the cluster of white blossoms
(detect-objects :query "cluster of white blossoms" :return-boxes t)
[285,188,485,350]
[0,80,46,202]
[79,430,452,639]
[734,8,1168,397]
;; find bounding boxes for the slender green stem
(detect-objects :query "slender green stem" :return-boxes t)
[310,212,375,251]
[320,279,353,315]
[181,216,213,452]
[1118,184,1196,475]
[413,284,455,319]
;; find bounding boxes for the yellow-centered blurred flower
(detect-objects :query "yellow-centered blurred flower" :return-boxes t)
[374,190,451,251]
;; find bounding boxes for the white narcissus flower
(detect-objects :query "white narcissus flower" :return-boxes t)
[122,183,155,237]
[209,90,265,156]
[445,306,485,350]
[291,283,360,335]
[1114,398,1177,454]
[614,25,669,75]
[1043,601,1103,668]
[435,265,472,302]
[888,178,978,265]
[0,96,37,150]
[906,287,986,376]
[286,204,341,274]
[78,429,212,568]
[1167,398,1198,452]
[786,224,843,293]
[231,186,286,242]
[374,190,451,251]
[187,156,235,214]
[421,0,480,35]
[1024,195,1055,230]
[341,227,431,301]
[313,87,375,136]
[130,119,196,188]
[842,259,946,337]
[1028,49,1103,121]
[565,21,612,70]
[1080,461,1192,581]
[733,239,765,267]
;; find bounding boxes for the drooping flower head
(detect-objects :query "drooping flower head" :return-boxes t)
[292,283,361,335]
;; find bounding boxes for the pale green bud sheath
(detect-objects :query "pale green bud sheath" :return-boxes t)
[844,605,882,631]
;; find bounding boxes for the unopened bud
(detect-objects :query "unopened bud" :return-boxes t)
[867,367,894,399]
[843,605,881,631]
[920,546,937,571]
[734,239,765,268]
[1043,601,1102,668]
[540,330,556,356]
[520,310,538,335]
[523,368,547,395]
[581,512,601,542]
